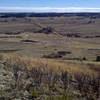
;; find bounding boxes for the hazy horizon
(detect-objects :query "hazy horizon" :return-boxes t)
[0,0,100,12]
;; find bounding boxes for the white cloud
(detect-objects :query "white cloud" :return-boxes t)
[0,7,100,12]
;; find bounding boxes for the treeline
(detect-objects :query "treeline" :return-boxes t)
[0,13,100,18]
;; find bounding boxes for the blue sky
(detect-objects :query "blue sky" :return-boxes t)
[0,0,100,12]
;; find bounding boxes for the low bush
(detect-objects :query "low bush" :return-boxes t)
[96,56,100,61]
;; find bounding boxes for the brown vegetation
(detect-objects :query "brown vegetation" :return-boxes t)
[0,54,100,100]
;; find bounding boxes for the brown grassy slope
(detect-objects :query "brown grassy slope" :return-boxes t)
[0,54,99,75]
[0,54,100,99]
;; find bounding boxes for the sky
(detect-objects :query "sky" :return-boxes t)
[0,0,100,12]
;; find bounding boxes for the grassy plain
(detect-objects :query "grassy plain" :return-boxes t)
[0,16,100,60]
[0,13,100,99]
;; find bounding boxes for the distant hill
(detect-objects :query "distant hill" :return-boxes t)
[0,13,100,18]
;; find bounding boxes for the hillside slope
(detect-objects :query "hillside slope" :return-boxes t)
[0,54,100,100]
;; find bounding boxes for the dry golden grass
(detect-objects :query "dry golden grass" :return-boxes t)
[0,54,100,99]
[0,54,99,76]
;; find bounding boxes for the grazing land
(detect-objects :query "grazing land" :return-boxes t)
[0,13,100,60]
[0,13,100,100]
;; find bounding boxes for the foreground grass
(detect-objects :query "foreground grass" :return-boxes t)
[0,54,100,100]
[1,54,98,74]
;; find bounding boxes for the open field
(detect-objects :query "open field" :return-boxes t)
[0,13,100,61]
[0,13,100,99]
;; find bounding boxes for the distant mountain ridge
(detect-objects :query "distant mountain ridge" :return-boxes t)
[0,13,100,18]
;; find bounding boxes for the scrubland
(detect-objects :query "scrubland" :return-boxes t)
[0,54,100,100]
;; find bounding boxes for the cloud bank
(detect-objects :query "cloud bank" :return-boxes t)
[0,7,100,12]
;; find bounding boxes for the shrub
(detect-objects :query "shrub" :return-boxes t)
[43,53,62,59]
[96,56,100,61]
[57,51,71,56]
[38,27,54,34]
[82,57,87,61]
